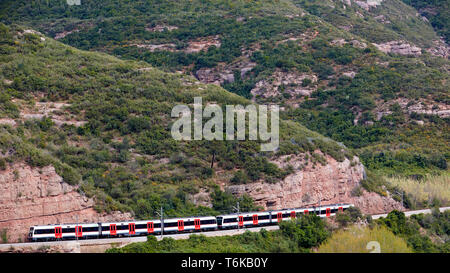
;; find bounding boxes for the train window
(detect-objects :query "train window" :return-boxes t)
[200,219,216,225]
[135,224,147,229]
[117,224,129,230]
[224,218,237,223]
[164,221,179,228]
[83,226,98,232]
[35,228,53,234]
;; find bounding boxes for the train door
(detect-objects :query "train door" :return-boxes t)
[304,210,309,215]
[75,226,82,238]
[55,227,62,239]
[326,208,331,217]
[194,219,201,230]
[128,223,136,235]
[277,212,282,223]
[290,211,296,219]
[110,224,117,236]
[338,206,343,213]
[147,222,154,233]
[252,214,258,225]
[238,216,244,227]
[178,220,184,231]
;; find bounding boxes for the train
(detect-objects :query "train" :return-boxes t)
[27,203,353,242]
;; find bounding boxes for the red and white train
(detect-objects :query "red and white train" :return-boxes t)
[28,203,353,241]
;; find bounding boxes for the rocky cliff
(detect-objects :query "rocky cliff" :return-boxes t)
[0,162,131,243]
[226,152,402,215]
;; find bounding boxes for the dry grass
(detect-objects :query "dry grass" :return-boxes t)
[316,226,412,253]
[387,172,450,207]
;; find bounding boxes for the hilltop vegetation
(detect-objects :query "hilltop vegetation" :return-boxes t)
[0,1,448,250]
[0,23,353,218]
[1,0,447,183]
[402,0,449,43]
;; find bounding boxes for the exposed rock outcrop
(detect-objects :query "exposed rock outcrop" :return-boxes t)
[426,38,450,59]
[373,41,422,56]
[331,39,367,49]
[251,70,318,99]
[196,61,256,85]
[375,98,450,120]
[145,24,178,32]
[185,35,221,53]
[355,0,383,11]
[226,153,402,215]
[0,163,131,243]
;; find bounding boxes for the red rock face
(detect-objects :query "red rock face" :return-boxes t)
[0,163,131,243]
[226,152,402,215]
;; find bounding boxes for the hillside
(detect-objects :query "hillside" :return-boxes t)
[0,0,448,242]
[0,23,404,242]
[0,0,447,181]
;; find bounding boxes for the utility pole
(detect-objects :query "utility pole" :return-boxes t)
[395,191,404,210]
[318,192,322,216]
[76,215,78,241]
[210,150,215,169]
[156,207,164,239]
[232,201,240,230]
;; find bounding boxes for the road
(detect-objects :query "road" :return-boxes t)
[1,207,449,252]
[371,206,450,219]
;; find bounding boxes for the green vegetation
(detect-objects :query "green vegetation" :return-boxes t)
[1,0,447,180]
[377,210,450,253]
[316,225,412,253]
[0,23,349,218]
[387,173,450,208]
[402,0,449,43]
[296,0,440,47]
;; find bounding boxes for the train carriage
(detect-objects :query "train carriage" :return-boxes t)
[216,211,271,229]
[100,219,162,237]
[162,216,217,233]
[28,223,100,241]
